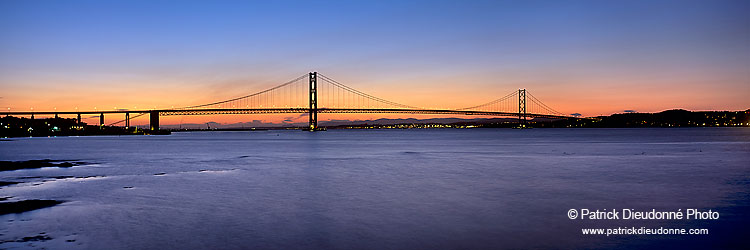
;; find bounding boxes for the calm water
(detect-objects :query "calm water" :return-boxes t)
[1,128,749,249]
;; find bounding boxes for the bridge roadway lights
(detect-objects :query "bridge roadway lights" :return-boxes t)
[150,111,159,131]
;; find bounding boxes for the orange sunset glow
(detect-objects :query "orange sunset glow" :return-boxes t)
[1,1,748,126]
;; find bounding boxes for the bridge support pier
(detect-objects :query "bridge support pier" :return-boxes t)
[54,113,58,119]
[77,114,81,124]
[125,112,130,128]
[308,72,318,131]
[150,111,159,131]
[100,113,104,127]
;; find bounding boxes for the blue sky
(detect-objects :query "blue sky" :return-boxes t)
[1,0,748,119]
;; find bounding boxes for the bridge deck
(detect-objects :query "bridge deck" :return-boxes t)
[5,108,574,120]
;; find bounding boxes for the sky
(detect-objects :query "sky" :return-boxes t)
[1,0,749,125]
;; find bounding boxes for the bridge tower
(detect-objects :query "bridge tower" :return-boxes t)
[150,111,159,131]
[518,89,526,127]
[309,72,318,130]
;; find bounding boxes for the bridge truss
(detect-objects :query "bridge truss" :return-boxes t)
[5,72,578,130]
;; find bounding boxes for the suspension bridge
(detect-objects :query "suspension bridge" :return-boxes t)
[4,72,578,131]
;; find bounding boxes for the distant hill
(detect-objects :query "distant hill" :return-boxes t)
[159,109,750,129]
[592,109,750,127]
[160,117,523,129]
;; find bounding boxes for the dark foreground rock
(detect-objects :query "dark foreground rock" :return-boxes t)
[0,181,20,187]
[0,200,63,215]
[0,159,87,172]
[0,234,54,244]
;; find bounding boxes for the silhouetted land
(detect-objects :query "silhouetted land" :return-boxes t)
[2,109,747,137]
[329,109,750,129]
[0,116,169,138]
[550,109,750,128]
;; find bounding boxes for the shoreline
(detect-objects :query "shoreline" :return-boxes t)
[3,126,750,138]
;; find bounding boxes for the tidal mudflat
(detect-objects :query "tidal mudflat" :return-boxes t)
[1,128,748,249]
